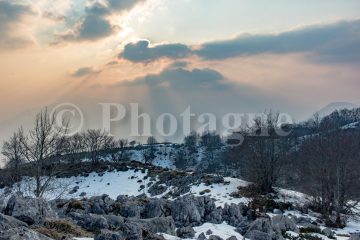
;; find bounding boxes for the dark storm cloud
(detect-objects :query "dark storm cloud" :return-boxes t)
[119,20,360,64]
[61,0,145,41]
[0,1,33,49]
[120,40,192,63]
[117,66,229,91]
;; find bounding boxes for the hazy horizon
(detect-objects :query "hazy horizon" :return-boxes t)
[1,0,360,148]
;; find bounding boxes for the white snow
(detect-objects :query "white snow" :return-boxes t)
[161,222,244,240]
[0,169,151,200]
[190,177,250,207]
[341,121,360,129]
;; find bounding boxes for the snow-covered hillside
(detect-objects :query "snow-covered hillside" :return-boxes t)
[316,102,359,118]
[1,165,360,240]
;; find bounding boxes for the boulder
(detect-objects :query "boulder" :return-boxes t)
[244,218,275,240]
[0,226,52,240]
[142,199,168,219]
[113,196,144,218]
[171,196,202,227]
[322,228,334,238]
[127,217,176,236]
[235,219,252,235]
[198,232,207,240]
[176,226,196,238]
[222,203,246,226]
[104,214,124,230]
[244,230,272,240]
[170,195,217,227]
[271,215,298,233]
[350,233,360,240]
[95,230,124,240]
[0,213,28,231]
[208,235,224,240]
[5,194,56,225]
[69,213,109,231]
[0,194,7,213]
[90,195,115,214]
[116,221,166,240]
[206,208,223,224]
[148,184,168,196]
[273,209,282,215]
[226,237,238,240]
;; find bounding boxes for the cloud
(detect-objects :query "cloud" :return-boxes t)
[60,0,145,41]
[71,67,100,77]
[196,20,360,63]
[0,1,33,49]
[77,14,113,40]
[117,66,229,91]
[118,20,360,64]
[168,61,189,69]
[120,40,192,62]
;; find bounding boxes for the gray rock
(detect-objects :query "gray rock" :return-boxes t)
[171,196,202,227]
[222,203,246,226]
[90,195,115,214]
[226,237,238,240]
[0,213,28,230]
[350,233,360,240]
[71,213,109,231]
[208,235,224,240]
[117,221,166,240]
[198,232,207,240]
[0,194,7,213]
[271,215,298,233]
[273,209,282,215]
[296,216,311,224]
[0,226,53,240]
[95,230,124,240]
[104,214,124,230]
[128,217,176,236]
[236,219,252,235]
[245,218,275,240]
[206,229,213,235]
[5,194,56,225]
[244,230,272,240]
[142,199,168,218]
[322,228,334,238]
[206,208,223,224]
[176,226,196,238]
[69,186,79,194]
[148,184,168,196]
[114,196,143,218]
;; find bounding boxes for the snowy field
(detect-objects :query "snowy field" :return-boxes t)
[1,166,360,240]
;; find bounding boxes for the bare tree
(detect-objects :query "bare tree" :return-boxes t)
[20,108,69,198]
[298,130,360,226]
[2,128,25,182]
[144,136,157,164]
[200,131,222,163]
[242,112,292,193]
[83,129,114,165]
[112,139,130,163]
[63,133,85,164]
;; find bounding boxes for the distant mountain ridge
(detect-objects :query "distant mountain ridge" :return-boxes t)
[315,102,359,118]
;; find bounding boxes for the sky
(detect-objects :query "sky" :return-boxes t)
[0,0,360,144]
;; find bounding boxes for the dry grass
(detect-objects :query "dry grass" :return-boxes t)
[34,220,93,240]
